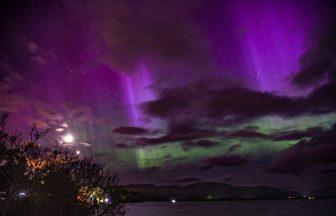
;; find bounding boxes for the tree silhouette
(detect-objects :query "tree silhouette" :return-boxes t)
[0,112,125,215]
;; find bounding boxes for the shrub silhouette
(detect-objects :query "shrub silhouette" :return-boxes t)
[0,112,126,215]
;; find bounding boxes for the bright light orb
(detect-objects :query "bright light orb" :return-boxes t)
[62,134,74,143]
[76,150,80,155]
[171,199,176,203]
[19,192,26,197]
[105,197,111,204]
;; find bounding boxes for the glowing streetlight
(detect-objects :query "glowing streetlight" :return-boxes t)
[76,150,81,155]
[171,199,176,203]
[62,133,74,143]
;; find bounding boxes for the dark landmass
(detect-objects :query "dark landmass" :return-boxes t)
[122,182,302,202]
[312,186,336,198]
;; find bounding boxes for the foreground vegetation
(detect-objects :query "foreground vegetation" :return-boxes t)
[0,113,126,215]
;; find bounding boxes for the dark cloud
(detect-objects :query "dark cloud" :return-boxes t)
[143,80,295,124]
[136,127,222,146]
[143,79,245,120]
[168,123,213,135]
[228,130,267,138]
[131,123,328,148]
[198,164,213,171]
[133,118,274,146]
[207,88,301,119]
[274,132,308,141]
[228,144,242,152]
[269,124,336,174]
[273,127,323,141]
[181,140,220,151]
[113,126,148,135]
[305,82,336,114]
[292,8,336,87]
[115,143,131,149]
[142,79,336,128]
[134,127,270,147]
[203,154,248,167]
[166,163,196,173]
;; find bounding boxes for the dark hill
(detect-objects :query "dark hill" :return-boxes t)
[123,182,300,201]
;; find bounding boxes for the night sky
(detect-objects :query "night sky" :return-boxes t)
[1,0,335,194]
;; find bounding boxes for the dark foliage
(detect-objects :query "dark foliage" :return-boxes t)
[0,113,125,216]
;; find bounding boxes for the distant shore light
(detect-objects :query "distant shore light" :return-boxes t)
[18,192,26,197]
[105,197,111,204]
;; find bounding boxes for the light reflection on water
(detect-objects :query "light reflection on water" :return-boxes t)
[126,199,336,216]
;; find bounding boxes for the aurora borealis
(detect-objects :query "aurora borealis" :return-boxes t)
[0,0,335,193]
